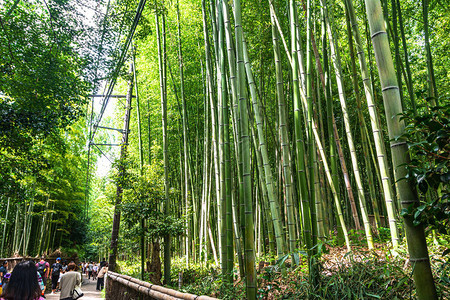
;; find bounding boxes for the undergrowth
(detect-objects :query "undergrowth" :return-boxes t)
[116,233,449,299]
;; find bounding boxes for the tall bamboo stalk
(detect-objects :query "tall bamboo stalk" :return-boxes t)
[290,0,312,253]
[201,0,221,264]
[396,0,415,113]
[176,0,192,268]
[132,49,146,279]
[109,65,133,272]
[422,0,438,103]
[244,38,290,257]
[234,0,256,297]
[1,198,10,256]
[217,0,233,281]
[270,9,295,254]
[306,0,317,250]
[346,0,399,248]
[363,0,437,298]
[321,0,373,249]
[155,3,171,283]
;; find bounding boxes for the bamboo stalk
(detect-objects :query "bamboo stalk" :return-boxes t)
[363,0,437,298]
[321,0,374,249]
[346,0,399,248]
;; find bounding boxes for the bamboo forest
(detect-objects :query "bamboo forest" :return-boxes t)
[0,0,449,299]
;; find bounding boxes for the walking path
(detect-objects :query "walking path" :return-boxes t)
[45,274,104,300]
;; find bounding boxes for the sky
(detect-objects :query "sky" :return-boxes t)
[76,0,120,178]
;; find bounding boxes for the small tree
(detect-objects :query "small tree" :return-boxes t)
[121,163,184,285]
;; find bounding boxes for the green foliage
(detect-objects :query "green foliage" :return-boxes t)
[120,162,185,240]
[401,103,449,234]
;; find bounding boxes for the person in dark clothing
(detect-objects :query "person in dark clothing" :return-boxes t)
[50,258,62,294]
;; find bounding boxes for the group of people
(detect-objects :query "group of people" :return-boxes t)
[0,256,108,300]
[0,258,80,300]
[80,260,108,291]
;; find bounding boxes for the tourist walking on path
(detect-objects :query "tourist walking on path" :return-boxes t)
[92,263,98,280]
[50,258,63,294]
[36,256,49,295]
[0,260,45,300]
[88,262,93,280]
[59,262,81,300]
[96,263,107,291]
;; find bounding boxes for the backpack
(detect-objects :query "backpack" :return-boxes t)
[37,261,46,277]
[52,263,61,275]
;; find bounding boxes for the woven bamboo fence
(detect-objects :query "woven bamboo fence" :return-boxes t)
[106,271,219,300]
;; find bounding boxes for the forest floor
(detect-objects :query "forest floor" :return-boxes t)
[45,274,104,300]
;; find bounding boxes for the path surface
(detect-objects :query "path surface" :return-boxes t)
[45,274,104,300]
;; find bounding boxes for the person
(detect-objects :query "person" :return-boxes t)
[100,258,107,268]
[92,263,98,280]
[61,261,68,274]
[50,257,63,294]
[0,261,8,290]
[0,261,7,283]
[59,262,81,300]
[96,263,107,291]
[37,272,45,296]
[88,261,93,279]
[0,260,45,300]
[35,256,49,295]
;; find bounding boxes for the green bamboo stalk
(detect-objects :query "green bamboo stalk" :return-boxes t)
[155,3,171,283]
[201,0,222,264]
[176,0,192,269]
[243,38,289,259]
[200,69,210,264]
[422,0,438,104]
[396,0,415,113]
[132,48,146,279]
[390,0,404,109]
[363,0,437,298]
[109,64,133,272]
[270,9,295,254]
[322,7,340,240]
[234,0,256,297]
[290,8,351,251]
[306,0,317,250]
[217,0,226,275]
[290,0,312,253]
[217,0,233,280]
[1,197,10,256]
[343,3,381,231]
[321,0,374,249]
[346,0,399,248]
[332,118,361,231]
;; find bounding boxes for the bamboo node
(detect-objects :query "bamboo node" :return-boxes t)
[382,86,399,92]
[409,257,430,262]
[400,200,417,204]
[390,141,407,148]
[371,31,387,39]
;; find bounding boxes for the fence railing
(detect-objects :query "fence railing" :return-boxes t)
[106,271,218,300]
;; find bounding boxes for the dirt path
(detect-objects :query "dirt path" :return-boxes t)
[45,274,104,300]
